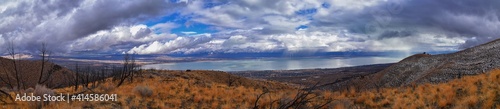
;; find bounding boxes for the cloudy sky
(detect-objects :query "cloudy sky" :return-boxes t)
[0,0,498,58]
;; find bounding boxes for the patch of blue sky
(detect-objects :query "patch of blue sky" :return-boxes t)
[296,25,308,30]
[143,13,181,27]
[168,0,180,3]
[295,8,317,20]
[171,23,217,36]
[295,8,317,15]
[321,2,331,8]
[202,1,227,8]
[143,12,217,36]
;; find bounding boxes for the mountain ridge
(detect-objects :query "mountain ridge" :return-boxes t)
[374,38,500,87]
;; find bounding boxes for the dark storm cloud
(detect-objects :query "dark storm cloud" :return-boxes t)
[377,30,413,39]
[314,0,500,48]
[0,0,182,54]
[396,0,500,48]
[68,0,175,39]
[0,0,83,53]
[0,0,81,36]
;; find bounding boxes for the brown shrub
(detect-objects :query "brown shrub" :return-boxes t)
[134,85,153,97]
[24,88,34,94]
[34,84,54,96]
[31,84,54,108]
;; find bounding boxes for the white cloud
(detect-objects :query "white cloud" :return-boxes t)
[327,0,383,11]
[363,33,467,52]
[69,24,177,52]
[127,26,470,55]
[0,34,4,47]
[151,22,178,33]
[182,0,322,32]
[268,31,350,52]
[1,54,33,59]
[0,0,16,13]
[127,35,213,54]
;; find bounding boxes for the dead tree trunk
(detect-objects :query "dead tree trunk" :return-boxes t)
[116,53,135,87]
[74,63,79,91]
[8,41,24,90]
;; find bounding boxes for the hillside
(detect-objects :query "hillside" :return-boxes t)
[2,68,500,108]
[2,70,333,108]
[0,57,76,89]
[372,38,500,87]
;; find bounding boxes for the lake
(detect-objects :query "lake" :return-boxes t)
[141,56,404,71]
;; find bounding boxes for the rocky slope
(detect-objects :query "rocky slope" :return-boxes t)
[374,38,500,87]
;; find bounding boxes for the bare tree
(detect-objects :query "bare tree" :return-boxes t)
[128,54,136,82]
[116,53,136,87]
[37,43,54,84]
[85,66,90,88]
[252,90,269,109]
[74,63,80,91]
[253,83,333,109]
[100,67,105,83]
[7,41,24,90]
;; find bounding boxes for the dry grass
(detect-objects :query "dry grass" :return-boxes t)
[2,70,298,108]
[2,69,500,108]
[320,69,500,108]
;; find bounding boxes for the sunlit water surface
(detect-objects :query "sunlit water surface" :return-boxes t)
[142,56,403,71]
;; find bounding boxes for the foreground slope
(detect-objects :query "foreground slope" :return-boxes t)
[3,69,500,108]
[3,70,337,108]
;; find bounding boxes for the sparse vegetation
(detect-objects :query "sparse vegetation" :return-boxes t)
[1,68,499,108]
